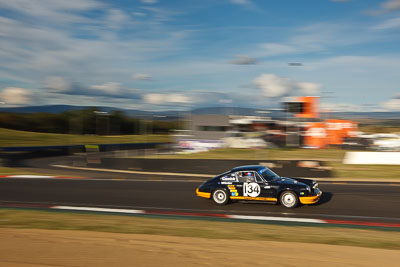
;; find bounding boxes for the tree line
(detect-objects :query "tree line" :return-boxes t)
[0,108,180,135]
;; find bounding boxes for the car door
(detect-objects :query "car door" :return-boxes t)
[254,172,277,201]
[229,171,268,201]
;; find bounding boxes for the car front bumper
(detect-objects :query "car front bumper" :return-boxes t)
[299,189,322,205]
[196,188,211,199]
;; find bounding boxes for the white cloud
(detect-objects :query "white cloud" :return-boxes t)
[0,0,397,111]
[44,77,142,99]
[0,0,103,25]
[253,74,321,98]
[230,55,257,65]
[251,23,376,60]
[0,0,103,11]
[133,73,152,80]
[44,76,70,92]
[91,82,122,94]
[0,87,32,105]
[369,0,400,14]
[382,0,400,11]
[373,17,400,30]
[384,98,400,110]
[321,102,363,112]
[0,0,188,102]
[141,0,158,4]
[231,0,252,5]
[260,43,298,57]
[144,93,163,104]
[167,93,192,104]
[45,76,122,96]
[253,74,291,98]
[45,78,124,96]
[143,93,192,105]
[381,94,400,111]
[106,9,131,29]
[133,12,147,17]
[296,82,321,95]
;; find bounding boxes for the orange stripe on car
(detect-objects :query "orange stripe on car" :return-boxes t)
[230,196,277,202]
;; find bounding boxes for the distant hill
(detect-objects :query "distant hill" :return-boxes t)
[333,112,400,120]
[0,105,79,114]
[0,105,180,120]
[1,105,399,120]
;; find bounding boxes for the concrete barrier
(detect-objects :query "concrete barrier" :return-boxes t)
[0,142,169,167]
[344,152,400,165]
[94,158,332,178]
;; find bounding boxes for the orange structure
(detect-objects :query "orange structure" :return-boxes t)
[304,122,327,149]
[294,96,319,119]
[326,119,358,145]
[285,96,358,148]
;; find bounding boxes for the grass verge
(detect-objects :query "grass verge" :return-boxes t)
[0,208,399,250]
[141,148,347,161]
[0,128,169,147]
[0,167,42,175]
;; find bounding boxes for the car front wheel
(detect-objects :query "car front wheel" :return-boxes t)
[280,191,298,208]
[212,189,229,205]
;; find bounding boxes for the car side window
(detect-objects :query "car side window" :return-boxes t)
[236,171,256,183]
[236,172,244,183]
[255,172,264,183]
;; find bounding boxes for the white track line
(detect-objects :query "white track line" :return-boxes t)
[5,175,57,179]
[51,205,326,224]
[228,215,326,223]
[53,206,145,214]
[52,164,214,178]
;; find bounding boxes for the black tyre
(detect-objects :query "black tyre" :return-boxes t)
[280,190,298,208]
[212,189,229,205]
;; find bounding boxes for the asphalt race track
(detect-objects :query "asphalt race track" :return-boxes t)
[0,156,399,224]
[1,177,399,223]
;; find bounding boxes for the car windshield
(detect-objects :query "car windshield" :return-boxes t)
[258,167,280,181]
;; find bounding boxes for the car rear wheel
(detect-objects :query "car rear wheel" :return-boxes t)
[280,191,298,208]
[212,189,229,205]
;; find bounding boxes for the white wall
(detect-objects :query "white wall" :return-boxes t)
[344,152,400,165]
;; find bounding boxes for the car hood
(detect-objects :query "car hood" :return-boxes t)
[277,177,315,187]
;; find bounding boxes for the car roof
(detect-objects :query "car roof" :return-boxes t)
[231,165,267,172]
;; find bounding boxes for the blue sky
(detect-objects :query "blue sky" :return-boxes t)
[0,0,400,111]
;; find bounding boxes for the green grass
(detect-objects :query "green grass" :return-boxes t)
[0,209,399,250]
[0,167,41,175]
[152,148,346,161]
[0,128,169,147]
[140,148,400,179]
[329,162,400,179]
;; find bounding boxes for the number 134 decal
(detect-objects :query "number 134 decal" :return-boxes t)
[243,182,261,197]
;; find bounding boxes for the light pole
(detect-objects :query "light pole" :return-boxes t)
[94,111,109,135]
[287,62,304,148]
